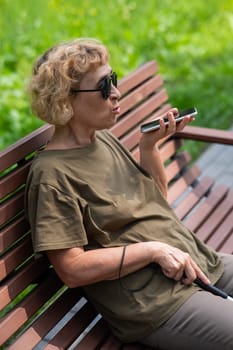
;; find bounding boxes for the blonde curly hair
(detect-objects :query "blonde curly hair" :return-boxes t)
[28,38,109,125]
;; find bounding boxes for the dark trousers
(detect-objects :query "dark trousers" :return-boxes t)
[141,254,233,350]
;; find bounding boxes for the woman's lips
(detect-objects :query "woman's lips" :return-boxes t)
[112,106,121,114]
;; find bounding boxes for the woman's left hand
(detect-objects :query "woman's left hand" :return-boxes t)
[139,108,195,151]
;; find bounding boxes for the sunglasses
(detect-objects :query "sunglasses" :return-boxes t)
[70,72,118,100]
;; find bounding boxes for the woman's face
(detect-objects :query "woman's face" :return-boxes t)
[70,64,121,132]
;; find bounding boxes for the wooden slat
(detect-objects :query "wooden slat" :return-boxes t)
[0,257,49,310]
[165,151,191,184]
[0,124,54,172]
[168,165,201,205]
[9,288,83,350]
[119,74,164,116]
[218,229,233,254]
[0,160,31,199]
[176,125,233,145]
[196,189,233,243]
[206,212,233,251]
[174,177,215,220]
[0,215,29,253]
[184,184,229,232]
[72,318,109,350]
[0,272,63,346]
[160,138,183,162]
[0,238,33,281]
[44,303,99,349]
[0,191,24,226]
[118,61,158,95]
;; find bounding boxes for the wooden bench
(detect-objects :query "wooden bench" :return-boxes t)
[1,60,233,349]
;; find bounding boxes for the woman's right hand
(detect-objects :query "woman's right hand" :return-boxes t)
[150,242,210,286]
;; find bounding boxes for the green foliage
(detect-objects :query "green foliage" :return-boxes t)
[0,0,233,158]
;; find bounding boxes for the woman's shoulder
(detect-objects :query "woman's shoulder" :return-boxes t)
[28,150,67,185]
[97,129,122,146]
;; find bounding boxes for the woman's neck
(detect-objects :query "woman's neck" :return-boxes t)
[46,124,96,150]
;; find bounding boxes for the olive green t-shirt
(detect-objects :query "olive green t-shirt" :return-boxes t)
[25,129,223,342]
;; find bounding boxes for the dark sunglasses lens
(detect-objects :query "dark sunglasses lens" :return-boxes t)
[99,77,110,99]
[111,72,117,87]
[100,72,118,99]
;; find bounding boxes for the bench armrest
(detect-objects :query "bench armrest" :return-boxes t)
[175,125,233,145]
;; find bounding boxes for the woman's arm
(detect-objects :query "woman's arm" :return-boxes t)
[139,144,168,197]
[139,108,195,197]
[46,241,210,288]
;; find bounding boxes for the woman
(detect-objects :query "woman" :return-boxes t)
[25,38,233,350]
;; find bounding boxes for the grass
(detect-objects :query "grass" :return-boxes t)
[0,0,233,158]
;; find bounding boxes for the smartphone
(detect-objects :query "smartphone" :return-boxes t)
[140,107,198,133]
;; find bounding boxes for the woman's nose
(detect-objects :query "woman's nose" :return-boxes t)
[110,84,121,99]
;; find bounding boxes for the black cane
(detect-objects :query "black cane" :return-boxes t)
[194,277,233,301]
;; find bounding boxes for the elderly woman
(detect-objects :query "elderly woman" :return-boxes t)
[25,38,233,350]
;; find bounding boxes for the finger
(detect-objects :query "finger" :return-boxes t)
[163,260,184,281]
[159,117,166,130]
[174,268,185,281]
[176,115,193,132]
[166,112,176,133]
[182,264,197,285]
[169,108,179,117]
[157,118,168,137]
[162,268,173,279]
[162,264,179,279]
[195,267,210,285]
[183,260,210,286]
[175,118,187,132]
[189,258,211,285]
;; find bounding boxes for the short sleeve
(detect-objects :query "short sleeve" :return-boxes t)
[27,183,88,252]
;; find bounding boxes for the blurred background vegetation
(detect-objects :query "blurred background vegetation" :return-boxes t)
[0,0,233,158]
